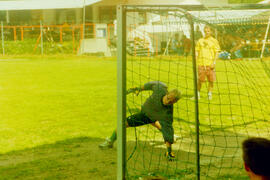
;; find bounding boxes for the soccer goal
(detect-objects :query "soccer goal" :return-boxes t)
[117,4,270,180]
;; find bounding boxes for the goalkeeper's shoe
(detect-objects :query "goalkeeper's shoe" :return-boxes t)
[165,152,176,161]
[99,138,113,149]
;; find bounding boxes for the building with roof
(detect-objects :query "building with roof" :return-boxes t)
[0,0,228,25]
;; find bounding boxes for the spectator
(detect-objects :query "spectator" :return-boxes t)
[242,137,270,180]
[221,33,245,59]
[195,25,203,42]
[171,33,182,55]
[183,35,191,57]
[230,37,245,60]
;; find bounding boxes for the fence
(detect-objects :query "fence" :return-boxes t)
[0,22,115,55]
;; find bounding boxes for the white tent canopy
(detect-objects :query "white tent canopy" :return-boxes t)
[132,8,270,41]
[149,9,268,25]
[179,0,201,5]
[258,0,270,4]
[0,0,100,10]
[190,9,268,21]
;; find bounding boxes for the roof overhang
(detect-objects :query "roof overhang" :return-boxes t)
[0,0,101,11]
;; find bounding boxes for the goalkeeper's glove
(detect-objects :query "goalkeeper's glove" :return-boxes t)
[165,151,176,161]
[126,87,141,95]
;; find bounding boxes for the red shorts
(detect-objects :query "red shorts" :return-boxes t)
[198,66,216,82]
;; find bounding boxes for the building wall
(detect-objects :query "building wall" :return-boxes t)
[7,10,31,25]
[0,11,7,22]
[43,9,84,25]
[92,6,99,23]
[75,9,82,24]
[43,9,56,25]
[91,0,124,23]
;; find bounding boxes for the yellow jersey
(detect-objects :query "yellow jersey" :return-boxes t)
[196,36,220,66]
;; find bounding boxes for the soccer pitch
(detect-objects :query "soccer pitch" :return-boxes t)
[0,56,118,179]
[0,56,118,154]
[0,56,269,179]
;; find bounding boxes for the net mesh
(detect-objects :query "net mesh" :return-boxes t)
[124,6,270,179]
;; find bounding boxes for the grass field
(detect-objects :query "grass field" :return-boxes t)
[0,56,118,179]
[125,56,270,179]
[0,55,269,179]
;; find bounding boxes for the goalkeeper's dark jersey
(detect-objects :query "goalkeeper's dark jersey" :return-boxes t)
[141,81,174,144]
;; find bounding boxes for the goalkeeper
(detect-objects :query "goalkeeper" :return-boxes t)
[99,81,181,161]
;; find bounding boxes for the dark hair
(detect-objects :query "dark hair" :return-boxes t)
[242,137,270,177]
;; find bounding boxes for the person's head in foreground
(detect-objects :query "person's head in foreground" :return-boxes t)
[204,25,212,38]
[242,137,270,180]
[162,89,181,105]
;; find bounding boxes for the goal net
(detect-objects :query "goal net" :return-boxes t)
[119,5,270,179]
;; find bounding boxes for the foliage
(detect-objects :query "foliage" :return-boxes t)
[0,40,78,55]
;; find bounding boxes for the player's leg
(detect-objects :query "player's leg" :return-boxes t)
[208,82,214,95]
[193,66,206,99]
[207,67,216,100]
[152,122,176,160]
[99,119,129,149]
[207,82,214,100]
[99,129,117,149]
[165,141,176,161]
[126,112,153,127]
[99,112,152,149]
[151,121,161,130]
[151,121,180,142]
[198,66,206,91]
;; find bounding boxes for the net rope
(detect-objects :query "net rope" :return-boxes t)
[123,5,270,179]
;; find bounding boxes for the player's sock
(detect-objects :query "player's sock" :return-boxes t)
[208,92,212,100]
[109,130,117,142]
[166,147,175,160]
[167,146,172,154]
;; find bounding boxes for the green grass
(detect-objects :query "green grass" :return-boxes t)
[0,56,117,154]
[0,56,118,180]
[0,40,78,55]
[0,55,269,179]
